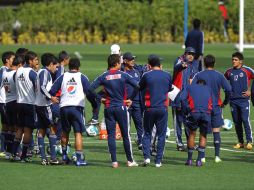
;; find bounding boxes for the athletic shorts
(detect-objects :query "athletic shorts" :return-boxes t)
[6,100,18,126]
[17,103,36,129]
[35,106,53,129]
[185,112,211,134]
[211,107,224,128]
[60,106,85,134]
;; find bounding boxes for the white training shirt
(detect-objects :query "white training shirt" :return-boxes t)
[2,69,17,103]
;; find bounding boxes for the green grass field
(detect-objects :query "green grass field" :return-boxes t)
[0,43,254,190]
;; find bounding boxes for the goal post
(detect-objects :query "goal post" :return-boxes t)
[238,0,254,52]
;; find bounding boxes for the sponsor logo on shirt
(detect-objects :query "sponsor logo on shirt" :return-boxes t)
[106,74,121,80]
[239,72,244,77]
[67,77,77,94]
[17,73,25,81]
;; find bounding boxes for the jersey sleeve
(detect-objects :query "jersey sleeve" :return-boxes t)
[221,74,232,105]
[251,81,254,106]
[39,70,52,99]
[29,69,37,91]
[49,74,64,96]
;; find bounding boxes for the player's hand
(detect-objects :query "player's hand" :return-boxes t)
[242,90,251,97]
[182,62,188,68]
[220,103,225,108]
[101,98,106,104]
[124,99,132,107]
[51,96,59,104]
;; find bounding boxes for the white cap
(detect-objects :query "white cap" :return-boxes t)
[110,44,121,55]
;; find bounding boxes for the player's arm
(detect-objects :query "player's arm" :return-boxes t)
[29,69,37,92]
[125,73,139,100]
[221,75,232,107]
[49,75,64,96]
[81,74,97,108]
[251,81,254,106]
[174,57,188,72]
[89,74,104,103]
[180,87,189,114]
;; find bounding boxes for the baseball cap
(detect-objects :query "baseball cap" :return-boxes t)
[110,44,121,55]
[148,54,163,66]
[123,52,136,60]
[185,47,196,54]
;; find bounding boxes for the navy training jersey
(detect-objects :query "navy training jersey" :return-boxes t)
[185,29,204,57]
[139,69,172,109]
[90,69,139,108]
[182,83,213,114]
[225,65,254,103]
[124,68,141,107]
[192,69,231,107]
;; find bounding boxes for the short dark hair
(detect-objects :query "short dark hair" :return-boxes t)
[41,53,58,67]
[2,51,15,64]
[108,54,120,69]
[232,52,244,60]
[196,79,206,85]
[16,48,28,56]
[25,51,37,64]
[12,55,24,67]
[59,51,69,62]
[204,54,215,68]
[193,18,201,29]
[148,54,161,67]
[69,58,80,70]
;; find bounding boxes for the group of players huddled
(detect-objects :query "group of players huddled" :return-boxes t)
[0,44,253,168]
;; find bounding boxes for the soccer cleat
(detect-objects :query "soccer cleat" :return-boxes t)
[233,143,244,149]
[155,163,162,168]
[177,144,186,152]
[215,156,222,163]
[185,160,193,166]
[62,155,71,164]
[0,152,6,158]
[50,158,63,165]
[142,158,151,167]
[76,160,87,166]
[246,143,253,150]
[10,155,21,162]
[196,160,202,167]
[138,144,143,151]
[20,157,32,163]
[201,158,206,163]
[127,161,139,167]
[87,119,99,125]
[112,162,119,168]
[41,159,49,166]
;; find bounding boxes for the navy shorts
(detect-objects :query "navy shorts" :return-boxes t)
[186,112,211,134]
[0,103,7,125]
[60,106,85,134]
[17,103,36,129]
[35,106,53,129]
[6,101,18,126]
[211,107,224,128]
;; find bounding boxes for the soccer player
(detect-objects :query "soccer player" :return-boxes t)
[50,58,94,166]
[1,55,24,158]
[13,51,38,162]
[192,54,231,163]
[122,52,143,150]
[90,54,139,168]
[35,53,60,165]
[0,51,15,157]
[225,52,254,150]
[140,54,172,168]
[185,18,204,68]
[171,47,200,151]
[182,79,212,167]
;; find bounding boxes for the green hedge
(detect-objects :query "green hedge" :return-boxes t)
[0,0,240,44]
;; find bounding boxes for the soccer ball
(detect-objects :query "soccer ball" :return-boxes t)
[222,119,233,130]
[85,124,99,137]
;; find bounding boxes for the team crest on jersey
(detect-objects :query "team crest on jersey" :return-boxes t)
[67,77,77,94]
[239,72,244,77]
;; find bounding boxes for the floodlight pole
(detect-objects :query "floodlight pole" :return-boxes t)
[239,0,244,52]
[184,0,188,41]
